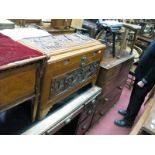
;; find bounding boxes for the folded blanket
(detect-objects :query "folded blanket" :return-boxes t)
[0,33,43,66]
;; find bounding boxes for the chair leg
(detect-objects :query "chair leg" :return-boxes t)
[126,74,135,90]
[129,75,135,89]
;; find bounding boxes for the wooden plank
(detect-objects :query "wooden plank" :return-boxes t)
[130,96,155,135]
[142,103,155,134]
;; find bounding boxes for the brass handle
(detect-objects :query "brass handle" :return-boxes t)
[104,98,109,102]
[118,86,123,90]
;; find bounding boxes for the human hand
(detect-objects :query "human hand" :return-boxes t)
[137,81,145,88]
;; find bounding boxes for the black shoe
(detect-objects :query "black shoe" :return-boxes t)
[114,119,132,128]
[118,109,127,116]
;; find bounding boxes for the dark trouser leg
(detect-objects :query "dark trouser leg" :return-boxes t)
[125,79,155,124]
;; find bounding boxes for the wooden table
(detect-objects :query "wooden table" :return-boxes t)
[130,94,155,135]
[0,57,45,121]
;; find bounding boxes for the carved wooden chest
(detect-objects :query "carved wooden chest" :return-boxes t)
[19,33,106,119]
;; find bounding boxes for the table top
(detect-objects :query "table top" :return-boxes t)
[0,33,43,68]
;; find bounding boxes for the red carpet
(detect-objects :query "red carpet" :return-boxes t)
[87,86,145,135]
[0,33,43,66]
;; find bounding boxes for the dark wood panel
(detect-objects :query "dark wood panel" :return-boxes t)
[90,54,134,127]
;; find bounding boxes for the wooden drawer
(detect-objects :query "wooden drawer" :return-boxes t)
[47,49,102,76]
[116,59,133,82]
[0,64,37,110]
[91,84,124,126]
[45,106,83,135]
[76,114,93,135]
[97,64,122,85]
[97,57,133,89]
[101,78,126,97]
[78,101,96,123]
[103,80,125,100]
[91,95,119,126]
[97,90,121,113]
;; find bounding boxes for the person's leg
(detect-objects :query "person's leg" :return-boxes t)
[115,79,155,127]
[124,80,155,124]
[118,79,139,116]
[126,79,139,111]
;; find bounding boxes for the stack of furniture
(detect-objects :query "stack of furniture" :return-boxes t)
[0,23,138,135]
[91,52,134,125]
[0,28,105,134]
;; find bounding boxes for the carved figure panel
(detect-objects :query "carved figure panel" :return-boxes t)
[49,61,100,98]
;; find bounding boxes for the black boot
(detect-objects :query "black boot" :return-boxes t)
[114,119,132,128]
[118,109,127,116]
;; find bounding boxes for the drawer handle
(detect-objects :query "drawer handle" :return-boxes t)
[93,51,97,56]
[91,99,96,104]
[80,56,87,67]
[100,112,104,116]
[104,98,109,102]
[118,86,123,90]
[65,118,72,124]
[64,59,70,65]
[87,110,93,115]
[82,124,87,130]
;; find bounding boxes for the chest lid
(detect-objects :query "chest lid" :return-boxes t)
[19,33,102,56]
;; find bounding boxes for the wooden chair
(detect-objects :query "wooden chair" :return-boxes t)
[126,45,143,89]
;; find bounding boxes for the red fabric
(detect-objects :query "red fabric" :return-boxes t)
[0,33,43,66]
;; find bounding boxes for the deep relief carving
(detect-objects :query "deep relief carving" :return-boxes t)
[49,61,100,98]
